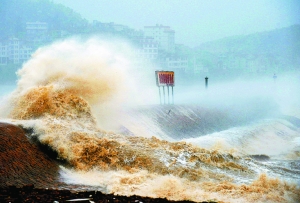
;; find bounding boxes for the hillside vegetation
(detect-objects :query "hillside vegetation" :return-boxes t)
[0,0,88,40]
[192,25,300,78]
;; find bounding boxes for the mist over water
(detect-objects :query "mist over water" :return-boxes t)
[0,37,300,203]
[176,73,300,112]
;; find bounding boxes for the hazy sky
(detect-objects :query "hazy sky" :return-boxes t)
[52,0,300,47]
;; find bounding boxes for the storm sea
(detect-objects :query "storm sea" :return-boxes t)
[0,38,299,203]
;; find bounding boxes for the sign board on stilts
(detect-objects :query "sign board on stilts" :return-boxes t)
[155,71,175,105]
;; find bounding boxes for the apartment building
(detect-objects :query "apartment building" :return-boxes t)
[165,57,188,72]
[0,38,33,65]
[144,24,175,53]
[26,21,48,44]
[0,42,8,65]
[131,36,159,64]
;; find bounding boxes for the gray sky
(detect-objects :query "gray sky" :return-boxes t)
[52,0,300,47]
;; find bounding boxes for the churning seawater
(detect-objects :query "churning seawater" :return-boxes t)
[0,38,299,203]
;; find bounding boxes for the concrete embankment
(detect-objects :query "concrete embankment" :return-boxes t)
[122,102,278,140]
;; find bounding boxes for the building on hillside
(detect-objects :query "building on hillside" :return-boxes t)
[193,61,209,74]
[112,23,128,32]
[92,21,143,39]
[8,38,20,64]
[144,24,175,53]
[131,37,159,64]
[92,21,129,32]
[26,21,48,45]
[244,54,269,73]
[163,57,188,73]
[0,38,33,65]
[0,42,9,65]
[18,46,33,64]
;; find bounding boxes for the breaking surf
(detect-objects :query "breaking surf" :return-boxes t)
[0,38,299,203]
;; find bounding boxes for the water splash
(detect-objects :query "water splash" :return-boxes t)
[1,37,299,203]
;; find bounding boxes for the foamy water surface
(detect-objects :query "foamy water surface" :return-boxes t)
[0,38,299,203]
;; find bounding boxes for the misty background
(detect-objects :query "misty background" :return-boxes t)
[0,0,300,95]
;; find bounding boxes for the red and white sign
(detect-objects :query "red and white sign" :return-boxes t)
[155,71,175,86]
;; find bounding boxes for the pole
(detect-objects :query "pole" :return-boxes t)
[167,85,170,104]
[273,73,277,83]
[163,86,165,104]
[158,87,161,105]
[205,77,208,89]
[172,86,174,105]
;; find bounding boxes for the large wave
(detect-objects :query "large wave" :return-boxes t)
[1,37,299,203]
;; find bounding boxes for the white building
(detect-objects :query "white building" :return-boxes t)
[26,21,48,35]
[18,46,32,64]
[92,21,129,32]
[165,57,188,72]
[144,24,175,53]
[0,42,9,65]
[8,38,20,64]
[26,21,48,44]
[139,37,159,61]
[133,37,159,63]
[0,38,33,65]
